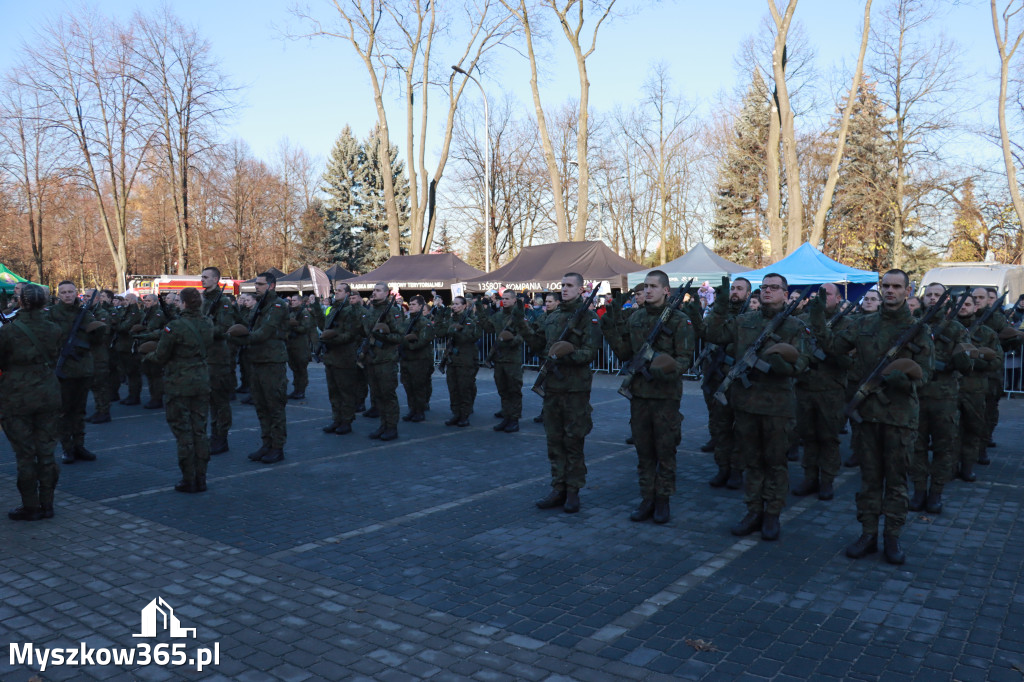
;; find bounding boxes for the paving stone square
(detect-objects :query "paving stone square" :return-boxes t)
[1,367,1023,680]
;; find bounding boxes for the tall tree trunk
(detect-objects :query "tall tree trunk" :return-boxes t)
[766,84,784,260]
[769,0,804,255]
[811,0,872,247]
[992,0,1024,238]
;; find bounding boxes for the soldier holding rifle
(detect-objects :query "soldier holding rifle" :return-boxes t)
[808,269,934,565]
[357,283,404,440]
[602,270,694,524]
[319,283,364,435]
[479,290,527,433]
[517,273,601,514]
[201,267,241,455]
[439,296,481,427]
[399,295,435,423]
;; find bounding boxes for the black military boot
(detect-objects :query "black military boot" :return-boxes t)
[761,514,780,541]
[791,477,819,497]
[652,497,670,525]
[493,411,504,419]
[209,437,229,455]
[379,429,398,441]
[977,451,991,465]
[334,423,352,434]
[959,461,976,482]
[369,427,386,439]
[844,452,861,468]
[61,449,76,464]
[409,413,425,423]
[503,419,519,433]
[8,506,44,521]
[444,417,460,426]
[709,468,729,488]
[493,418,510,432]
[40,503,54,519]
[535,488,566,509]
[563,488,580,514]
[288,390,305,400]
[533,413,543,423]
[144,397,164,409]
[174,478,198,493]
[726,470,743,490]
[845,533,878,559]
[75,446,96,461]
[247,445,270,461]
[730,512,763,536]
[457,418,470,427]
[323,421,342,433]
[818,479,834,501]
[401,413,414,422]
[630,499,654,522]
[260,449,284,464]
[87,412,111,424]
[926,489,943,514]
[240,395,254,405]
[121,396,141,406]
[700,439,716,453]
[625,436,634,445]
[883,534,905,565]
[908,486,927,512]
[363,406,380,418]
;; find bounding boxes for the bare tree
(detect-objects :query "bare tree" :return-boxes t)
[767,0,805,254]
[991,0,1024,234]
[132,7,237,275]
[22,10,155,289]
[810,0,872,247]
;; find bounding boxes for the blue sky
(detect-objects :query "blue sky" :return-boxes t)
[0,0,1004,167]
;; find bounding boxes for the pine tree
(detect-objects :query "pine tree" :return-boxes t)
[359,125,410,268]
[710,72,770,267]
[947,179,985,262]
[322,126,369,270]
[296,197,336,267]
[825,81,898,272]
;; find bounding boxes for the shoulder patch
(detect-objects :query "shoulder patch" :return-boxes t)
[164,326,172,333]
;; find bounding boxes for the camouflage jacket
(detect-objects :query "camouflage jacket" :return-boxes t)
[238,291,289,364]
[604,301,694,401]
[48,300,100,379]
[439,310,481,368]
[136,305,168,343]
[816,302,934,429]
[962,314,1001,395]
[920,316,970,399]
[114,304,145,352]
[359,299,405,366]
[520,296,600,393]
[287,304,313,348]
[704,302,810,418]
[400,311,435,364]
[0,309,61,414]
[147,308,214,397]
[797,307,853,394]
[699,298,746,392]
[479,306,525,365]
[90,302,114,363]
[202,288,241,366]
[320,300,363,368]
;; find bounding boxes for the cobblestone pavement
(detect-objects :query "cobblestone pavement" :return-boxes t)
[1,367,1023,681]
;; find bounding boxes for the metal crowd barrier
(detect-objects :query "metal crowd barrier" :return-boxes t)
[1006,349,1023,397]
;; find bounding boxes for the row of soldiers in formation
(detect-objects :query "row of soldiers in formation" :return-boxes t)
[1,268,1019,569]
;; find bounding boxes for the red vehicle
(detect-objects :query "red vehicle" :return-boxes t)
[127,275,241,297]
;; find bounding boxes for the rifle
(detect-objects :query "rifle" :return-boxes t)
[712,286,813,406]
[531,284,601,398]
[314,296,348,362]
[438,309,468,375]
[399,309,423,361]
[484,298,524,369]
[966,291,1007,340]
[808,299,862,363]
[356,294,395,369]
[695,292,751,374]
[237,289,269,363]
[207,283,227,319]
[617,279,695,399]
[55,289,98,379]
[845,289,951,423]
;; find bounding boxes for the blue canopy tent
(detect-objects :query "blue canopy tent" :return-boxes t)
[736,243,878,299]
[626,243,748,289]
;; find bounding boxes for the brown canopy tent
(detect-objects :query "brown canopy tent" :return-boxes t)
[324,264,356,282]
[345,253,484,292]
[463,241,643,293]
[239,267,287,294]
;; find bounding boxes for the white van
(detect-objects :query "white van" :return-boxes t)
[919,263,1024,303]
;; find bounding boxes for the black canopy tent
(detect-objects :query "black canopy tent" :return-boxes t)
[345,253,484,293]
[463,241,643,293]
[324,264,356,282]
[239,267,286,294]
[274,265,333,296]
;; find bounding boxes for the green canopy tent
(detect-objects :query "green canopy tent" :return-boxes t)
[0,263,46,293]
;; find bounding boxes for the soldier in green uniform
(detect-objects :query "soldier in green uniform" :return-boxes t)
[530,293,560,424]
[285,294,313,400]
[602,270,694,524]
[439,296,481,427]
[1,285,62,520]
[201,268,241,455]
[86,289,115,424]
[793,283,852,501]
[400,295,435,423]
[705,273,809,541]
[973,287,1018,456]
[358,282,404,440]
[842,289,881,468]
[135,294,168,409]
[49,281,106,464]
[702,277,750,490]
[811,270,934,565]
[518,274,601,514]
[479,290,526,433]
[116,294,145,405]
[957,295,1000,483]
[910,284,971,513]
[349,290,371,414]
[107,293,126,403]
[230,272,290,463]
[320,284,361,434]
[144,288,215,492]
[235,293,256,403]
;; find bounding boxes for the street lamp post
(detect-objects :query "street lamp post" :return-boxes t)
[452,65,490,272]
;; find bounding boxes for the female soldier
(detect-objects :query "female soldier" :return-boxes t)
[144,287,214,493]
[0,284,62,520]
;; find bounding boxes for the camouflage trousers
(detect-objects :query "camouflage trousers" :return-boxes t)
[797,390,844,484]
[984,381,1001,443]
[856,422,914,537]
[543,391,592,491]
[107,352,122,401]
[400,358,433,415]
[326,364,362,426]
[120,351,142,401]
[287,344,309,393]
[250,362,287,449]
[2,410,59,509]
[367,362,400,431]
[493,361,523,421]
[446,363,478,421]
[91,358,111,415]
[165,393,210,482]
[59,377,91,454]
[630,397,682,498]
[734,410,791,515]
[705,391,741,473]
[958,389,987,471]
[208,363,234,441]
[143,357,163,402]
[912,396,959,492]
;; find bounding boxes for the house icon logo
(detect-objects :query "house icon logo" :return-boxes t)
[133,597,197,638]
